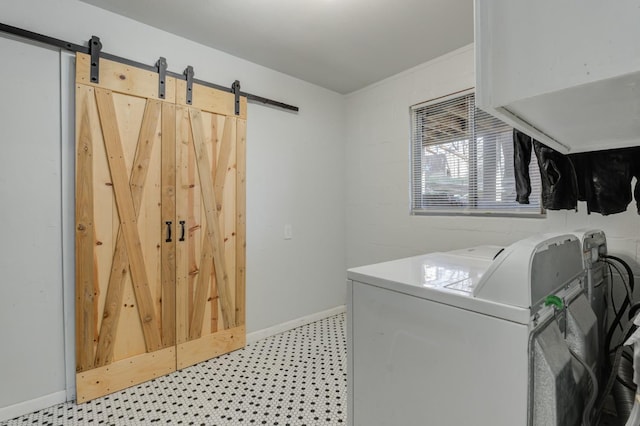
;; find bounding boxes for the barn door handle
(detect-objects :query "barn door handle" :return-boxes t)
[165,221,172,242]
[179,221,186,241]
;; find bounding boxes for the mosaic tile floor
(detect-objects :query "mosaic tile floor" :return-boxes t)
[2,314,347,426]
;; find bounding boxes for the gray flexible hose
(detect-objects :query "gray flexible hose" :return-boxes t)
[569,347,598,426]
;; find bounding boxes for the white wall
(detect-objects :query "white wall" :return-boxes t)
[345,44,640,275]
[0,37,66,418]
[0,0,346,418]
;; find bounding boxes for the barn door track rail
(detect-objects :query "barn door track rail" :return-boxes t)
[0,22,299,114]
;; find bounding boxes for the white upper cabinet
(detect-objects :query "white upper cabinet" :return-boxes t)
[475,0,640,154]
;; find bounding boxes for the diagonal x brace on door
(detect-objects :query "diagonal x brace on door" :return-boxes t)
[93,98,163,366]
[189,116,235,339]
[188,108,237,330]
[94,88,163,352]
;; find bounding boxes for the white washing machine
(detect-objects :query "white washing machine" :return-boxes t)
[346,234,598,426]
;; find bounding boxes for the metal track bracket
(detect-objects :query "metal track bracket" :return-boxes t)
[232,80,241,115]
[156,57,167,99]
[89,35,102,83]
[184,66,194,105]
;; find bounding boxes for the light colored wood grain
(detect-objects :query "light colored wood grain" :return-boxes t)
[189,234,213,340]
[210,114,224,333]
[185,109,213,340]
[221,120,237,328]
[140,115,162,351]
[110,95,158,363]
[176,326,245,370]
[235,119,247,326]
[76,85,96,372]
[190,114,236,337]
[188,109,236,329]
[93,99,162,366]
[128,100,161,211]
[83,82,116,367]
[76,53,176,103]
[94,88,162,352]
[201,113,216,337]
[214,117,234,211]
[111,93,146,177]
[209,264,219,333]
[76,346,175,404]
[108,93,150,362]
[210,115,219,185]
[189,112,215,339]
[187,126,199,326]
[175,106,190,345]
[89,87,115,344]
[176,80,247,119]
[161,102,177,348]
[112,282,146,361]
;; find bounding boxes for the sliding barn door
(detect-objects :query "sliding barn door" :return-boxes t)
[75,53,177,403]
[174,81,247,369]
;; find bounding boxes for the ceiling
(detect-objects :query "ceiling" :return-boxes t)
[81,0,474,94]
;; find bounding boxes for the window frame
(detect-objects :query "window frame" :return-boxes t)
[409,89,545,218]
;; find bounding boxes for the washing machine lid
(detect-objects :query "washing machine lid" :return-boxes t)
[347,248,531,324]
[347,235,584,324]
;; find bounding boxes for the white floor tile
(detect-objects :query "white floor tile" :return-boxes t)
[2,314,347,426]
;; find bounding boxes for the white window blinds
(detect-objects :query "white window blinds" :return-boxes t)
[410,91,543,215]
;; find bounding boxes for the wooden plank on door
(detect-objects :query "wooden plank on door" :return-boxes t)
[176,80,247,119]
[94,88,162,352]
[161,102,177,348]
[77,346,175,404]
[175,106,188,345]
[75,86,96,372]
[189,240,213,340]
[93,99,162,366]
[221,118,237,331]
[235,119,247,326]
[214,117,234,211]
[177,326,245,370]
[76,53,176,103]
[189,115,236,338]
[188,108,236,329]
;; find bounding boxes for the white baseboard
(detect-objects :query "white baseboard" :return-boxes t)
[0,390,67,422]
[247,305,346,345]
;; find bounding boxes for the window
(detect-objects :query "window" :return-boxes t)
[410,90,543,216]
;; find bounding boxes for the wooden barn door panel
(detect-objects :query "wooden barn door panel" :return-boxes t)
[175,82,246,369]
[75,53,176,403]
[75,53,247,401]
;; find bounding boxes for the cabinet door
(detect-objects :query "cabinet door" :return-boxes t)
[75,53,177,403]
[174,81,247,369]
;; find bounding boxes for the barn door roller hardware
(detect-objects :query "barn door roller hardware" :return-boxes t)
[232,80,241,115]
[89,36,102,83]
[0,21,299,113]
[156,57,168,99]
[184,66,194,105]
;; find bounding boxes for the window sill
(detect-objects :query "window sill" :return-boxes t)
[410,209,546,218]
